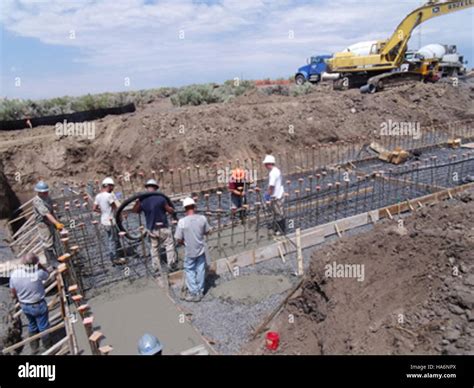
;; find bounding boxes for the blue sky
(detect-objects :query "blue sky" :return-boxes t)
[1,0,473,99]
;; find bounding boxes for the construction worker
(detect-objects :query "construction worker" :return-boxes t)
[93,177,123,266]
[132,179,176,273]
[137,333,163,355]
[10,253,51,353]
[174,197,210,302]
[228,167,247,220]
[32,181,63,267]
[263,155,286,235]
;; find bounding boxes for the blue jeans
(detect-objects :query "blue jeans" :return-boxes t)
[103,225,120,261]
[183,254,206,296]
[21,300,50,337]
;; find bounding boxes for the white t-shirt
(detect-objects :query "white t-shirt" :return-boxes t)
[268,167,284,199]
[94,191,117,226]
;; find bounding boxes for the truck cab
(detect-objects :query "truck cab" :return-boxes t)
[295,55,332,85]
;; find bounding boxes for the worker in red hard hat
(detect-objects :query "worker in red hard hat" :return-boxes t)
[228,168,248,220]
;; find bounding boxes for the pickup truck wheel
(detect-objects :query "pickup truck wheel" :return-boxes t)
[295,74,306,85]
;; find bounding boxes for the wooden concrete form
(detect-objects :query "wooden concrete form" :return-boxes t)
[168,182,473,285]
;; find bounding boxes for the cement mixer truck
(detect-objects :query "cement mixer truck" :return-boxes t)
[326,0,474,92]
[405,44,467,77]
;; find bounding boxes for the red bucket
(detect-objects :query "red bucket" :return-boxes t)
[266,331,280,351]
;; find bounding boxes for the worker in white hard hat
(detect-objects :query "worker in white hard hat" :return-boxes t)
[93,177,123,265]
[32,181,64,267]
[174,197,210,302]
[132,179,177,274]
[263,155,286,235]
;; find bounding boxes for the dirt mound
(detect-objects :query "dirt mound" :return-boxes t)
[0,82,472,194]
[255,192,474,355]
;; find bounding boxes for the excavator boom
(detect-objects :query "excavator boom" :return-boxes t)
[328,0,473,74]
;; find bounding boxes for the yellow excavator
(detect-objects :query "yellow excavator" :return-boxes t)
[326,0,474,92]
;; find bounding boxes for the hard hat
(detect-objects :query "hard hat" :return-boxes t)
[34,181,49,193]
[182,197,195,208]
[231,168,245,181]
[138,333,163,355]
[263,155,276,165]
[102,177,115,186]
[144,179,159,188]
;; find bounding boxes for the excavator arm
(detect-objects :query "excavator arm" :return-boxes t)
[328,0,474,73]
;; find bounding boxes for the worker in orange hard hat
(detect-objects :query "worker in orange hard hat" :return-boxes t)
[228,168,248,220]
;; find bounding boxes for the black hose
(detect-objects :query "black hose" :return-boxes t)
[115,191,174,240]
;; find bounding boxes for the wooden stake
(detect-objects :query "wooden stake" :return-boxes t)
[296,228,304,276]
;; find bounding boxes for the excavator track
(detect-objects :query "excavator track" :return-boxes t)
[362,72,424,93]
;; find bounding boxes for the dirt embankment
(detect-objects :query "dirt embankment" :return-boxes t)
[0,164,21,219]
[250,192,474,355]
[0,82,472,195]
[0,285,23,353]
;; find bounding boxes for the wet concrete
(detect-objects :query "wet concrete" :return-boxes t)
[85,277,211,355]
[210,274,292,305]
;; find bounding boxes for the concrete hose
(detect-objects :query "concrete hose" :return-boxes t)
[115,191,174,241]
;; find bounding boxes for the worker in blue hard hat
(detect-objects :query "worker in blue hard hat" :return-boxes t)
[138,333,163,355]
[32,181,64,267]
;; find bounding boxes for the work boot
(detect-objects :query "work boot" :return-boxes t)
[277,219,286,235]
[30,338,40,354]
[184,294,196,302]
[41,335,52,350]
[194,292,204,302]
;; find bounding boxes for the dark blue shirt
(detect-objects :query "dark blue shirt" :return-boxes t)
[140,196,169,230]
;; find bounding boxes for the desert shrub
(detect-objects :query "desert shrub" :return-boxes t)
[290,83,315,97]
[171,84,219,106]
[260,85,290,96]
[0,87,180,121]
[171,81,255,107]
[0,82,245,120]
[0,99,26,120]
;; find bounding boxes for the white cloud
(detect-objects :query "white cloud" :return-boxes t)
[1,0,473,98]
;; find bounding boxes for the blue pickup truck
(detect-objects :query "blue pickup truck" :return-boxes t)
[295,55,332,85]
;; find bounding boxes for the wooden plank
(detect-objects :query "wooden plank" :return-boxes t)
[295,228,304,276]
[99,345,114,355]
[89,331,103,342]
[251,278,304,339]
[41,336,69,356]
[277,244,286,263]
[379,182,474,219]
[180,344,209,355]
